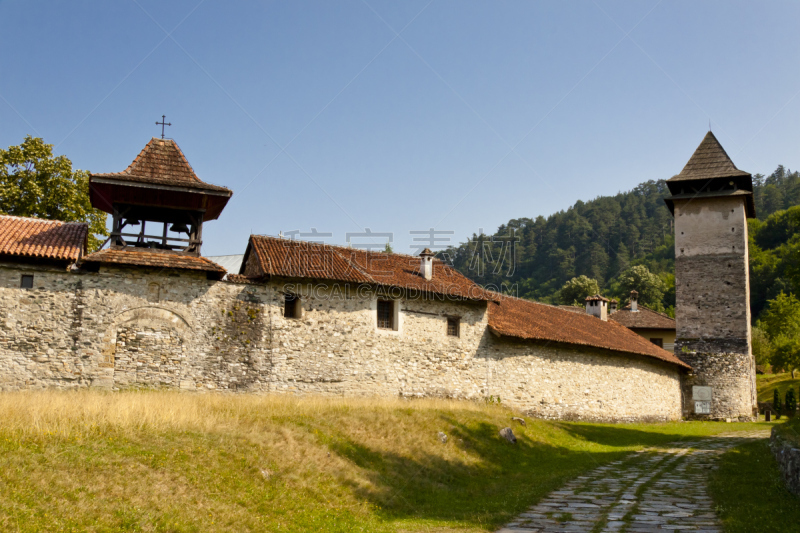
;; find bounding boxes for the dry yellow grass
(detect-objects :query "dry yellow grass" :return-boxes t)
[0,391,768,533]
[0,389,500,438]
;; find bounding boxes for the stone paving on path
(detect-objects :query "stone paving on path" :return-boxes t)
[496,429,769,533]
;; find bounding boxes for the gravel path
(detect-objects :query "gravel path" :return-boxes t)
[496,429,769,533]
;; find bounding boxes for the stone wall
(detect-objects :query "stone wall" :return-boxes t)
[673,196,756,420]
[0,262,683,422]
[770,427,800,496]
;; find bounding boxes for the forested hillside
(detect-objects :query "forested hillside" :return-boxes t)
[446,165,800,319]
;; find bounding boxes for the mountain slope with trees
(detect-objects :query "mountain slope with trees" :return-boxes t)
[445,165,800,318]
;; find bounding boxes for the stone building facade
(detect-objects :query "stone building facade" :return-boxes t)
[0,256,684,422]
[0,137,691,422]
[665,131,757,421]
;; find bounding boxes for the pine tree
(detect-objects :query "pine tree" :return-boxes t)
[786,387,797,415]
[774,388,783,418]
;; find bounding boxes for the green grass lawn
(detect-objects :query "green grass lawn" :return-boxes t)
[757,372,800,403]
[0,391,773,533]
[705,375,800,533]
[709,436,800,532]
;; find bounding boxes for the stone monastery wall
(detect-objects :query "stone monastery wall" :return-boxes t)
[0,263,681,422]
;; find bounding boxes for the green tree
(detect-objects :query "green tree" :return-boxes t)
[758,292,800,376]
[0,136,107,250]
[786,387,797,415]
[773,388,782,418]
[751,326,773,369]
[618,265,667,310]
[559,275,600,305]
[384,242,393,253]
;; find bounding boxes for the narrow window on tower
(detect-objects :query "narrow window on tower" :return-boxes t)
[446,317,460,337]
[20,275,33,289]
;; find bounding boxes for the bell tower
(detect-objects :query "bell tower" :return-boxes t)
[665,131,757,421]
[89,138,232,256]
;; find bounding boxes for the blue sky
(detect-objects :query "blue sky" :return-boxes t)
[1,1,798,256]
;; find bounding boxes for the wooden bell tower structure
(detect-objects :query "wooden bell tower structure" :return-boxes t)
[89,138,232,256]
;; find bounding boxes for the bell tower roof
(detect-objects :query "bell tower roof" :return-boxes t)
[664,131,755,218]
[668,131,751,183]
[89,137,232,221]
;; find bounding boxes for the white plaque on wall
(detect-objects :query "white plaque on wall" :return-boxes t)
[693,386,712,401]
[695,400,711,414]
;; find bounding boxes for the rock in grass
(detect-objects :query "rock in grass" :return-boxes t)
[437,431,448,443]
[511,416,526,426]
[499,427,517,444]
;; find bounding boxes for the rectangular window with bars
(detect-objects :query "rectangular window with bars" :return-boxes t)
[377,299,394,330]
[446,317,459,337]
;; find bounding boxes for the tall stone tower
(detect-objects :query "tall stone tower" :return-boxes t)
[665,131,757,421]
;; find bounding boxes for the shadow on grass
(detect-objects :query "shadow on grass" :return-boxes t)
[318,417,715,529]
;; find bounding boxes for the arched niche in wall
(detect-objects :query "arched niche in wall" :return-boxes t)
[100,307,193,389]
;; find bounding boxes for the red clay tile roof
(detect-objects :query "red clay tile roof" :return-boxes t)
[488,294,689,369]
[243,235,493,300]
[82,249,226,276]
[0,215,87,262]
[91,138,231,194]
[610,303,676,330]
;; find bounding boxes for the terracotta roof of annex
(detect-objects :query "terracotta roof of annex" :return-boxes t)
[242,235,493,300]
[0,215,87,263]
[487,294,690,369]
[81,249,226,278]
[609,303,676,330]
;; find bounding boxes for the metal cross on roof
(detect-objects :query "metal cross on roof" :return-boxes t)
[155,115,172,139]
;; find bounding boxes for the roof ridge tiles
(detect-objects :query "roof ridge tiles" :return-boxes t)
[0,214,86,225]
[251,234,440,260]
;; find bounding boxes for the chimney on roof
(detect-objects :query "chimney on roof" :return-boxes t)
[609,299,618,314]
[630,290,639,312]
[585,294,609,321]
[419,248,434,281]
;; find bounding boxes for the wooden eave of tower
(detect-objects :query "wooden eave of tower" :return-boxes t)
[664,131,756,218]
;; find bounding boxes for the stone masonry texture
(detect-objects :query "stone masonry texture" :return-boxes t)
[673,196,756,421]
[0,262,682,422]
[770,426,800,496]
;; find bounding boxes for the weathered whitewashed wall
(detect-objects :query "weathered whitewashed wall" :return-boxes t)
[0,263,682,422]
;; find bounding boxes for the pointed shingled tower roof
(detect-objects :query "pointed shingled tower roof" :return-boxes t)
[92,137,230,193]
[664,131,755,218]
[668,131,751,182]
